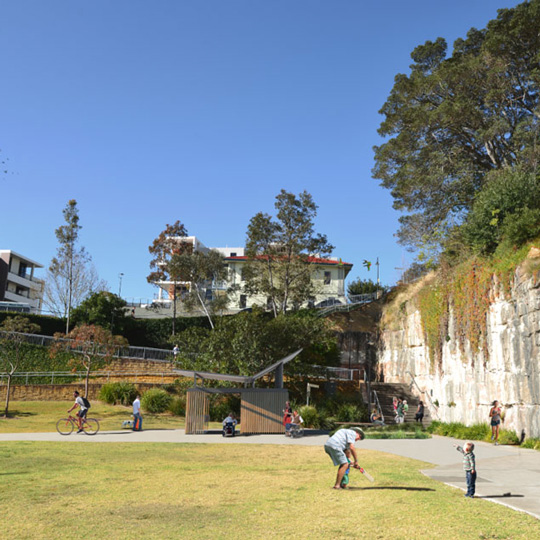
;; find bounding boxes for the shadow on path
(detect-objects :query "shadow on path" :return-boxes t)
[477,494,525,499]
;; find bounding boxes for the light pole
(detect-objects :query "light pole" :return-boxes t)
[118,273,124,297]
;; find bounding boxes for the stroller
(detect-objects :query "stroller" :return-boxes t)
[222,421,236,437]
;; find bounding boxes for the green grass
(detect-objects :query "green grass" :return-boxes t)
[1,442,538,539]
[0,401,188,433]
[427,421,520,445]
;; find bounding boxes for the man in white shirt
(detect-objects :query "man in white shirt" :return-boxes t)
[132,395,142,431]
[67,391,88,433]
[324,428,365,489]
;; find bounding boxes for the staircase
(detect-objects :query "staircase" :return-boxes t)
[370,382,432,427]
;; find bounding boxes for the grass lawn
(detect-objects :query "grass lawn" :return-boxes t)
[0,401,187,433]
[1,442,538,539]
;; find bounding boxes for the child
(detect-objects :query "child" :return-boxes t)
[454,441,476,498]
[340,449,352,489]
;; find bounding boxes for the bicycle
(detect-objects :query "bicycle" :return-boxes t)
[56,414,100,436]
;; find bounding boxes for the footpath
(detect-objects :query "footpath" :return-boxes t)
[0,430,538,519]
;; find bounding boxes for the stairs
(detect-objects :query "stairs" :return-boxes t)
[369,382,432,427]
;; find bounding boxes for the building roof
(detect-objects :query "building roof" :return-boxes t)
[224,255,353,267]
[0,250,43,268]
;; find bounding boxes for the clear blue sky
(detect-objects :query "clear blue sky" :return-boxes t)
[0,0,522,303]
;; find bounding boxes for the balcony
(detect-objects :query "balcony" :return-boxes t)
[7,271,43,290]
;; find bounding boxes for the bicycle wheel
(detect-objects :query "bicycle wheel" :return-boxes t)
[56,418,74,435]
[83,418,100,435]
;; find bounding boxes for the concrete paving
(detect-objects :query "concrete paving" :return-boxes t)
[0,430,538,519]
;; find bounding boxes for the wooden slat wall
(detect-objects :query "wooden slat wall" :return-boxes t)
[240,389,288,434]
[185,389,209,434]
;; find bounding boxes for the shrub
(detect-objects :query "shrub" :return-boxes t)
[336,403,366,423]
[169,396,186,416]
[299,405,319,428]
[321,416,337,431]
[521,438,540,451]
[141,388,172,413]
[99,382,138,406]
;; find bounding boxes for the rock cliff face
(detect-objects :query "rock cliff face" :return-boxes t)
[380,266,540,438]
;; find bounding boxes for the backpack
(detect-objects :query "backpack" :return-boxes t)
[81,397,91,409]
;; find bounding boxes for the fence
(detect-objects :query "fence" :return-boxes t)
[0,371,178,385]
[0,330,174,362]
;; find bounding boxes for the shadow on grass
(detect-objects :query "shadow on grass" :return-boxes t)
[477,494,524,498]
[1,411,37,418]
[348,486,435,492]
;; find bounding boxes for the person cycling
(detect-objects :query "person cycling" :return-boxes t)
[67,390,88,433]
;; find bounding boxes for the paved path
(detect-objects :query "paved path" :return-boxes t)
[1,430,538,519]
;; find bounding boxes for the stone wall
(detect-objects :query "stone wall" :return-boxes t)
[380,265,540,438]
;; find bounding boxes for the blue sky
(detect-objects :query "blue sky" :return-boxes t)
[1,0,522,304]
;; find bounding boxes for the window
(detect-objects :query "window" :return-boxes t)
[18,263,28,278]
[324,271,331,285]
[239,295,247,309]
[230,252,237,257]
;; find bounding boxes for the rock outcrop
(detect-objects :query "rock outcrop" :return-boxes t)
[380,262,540,438]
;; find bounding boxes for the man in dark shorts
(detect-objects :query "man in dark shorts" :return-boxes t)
[67,391,88,433]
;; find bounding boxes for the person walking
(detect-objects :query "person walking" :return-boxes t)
[395,399,404,424]
[489,400,502,445]
[133,395,142,431]
[415,401,425,424]
[324,427,365,489]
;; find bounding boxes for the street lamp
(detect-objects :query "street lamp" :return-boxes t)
[118,273,124,297]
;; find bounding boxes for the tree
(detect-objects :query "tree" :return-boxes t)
[70,291,128,334]
[0,316,40,417]
[244,190,334,315]
[347,278,387,297]
[147,220,189,336]
[373,1,540,251]
[51,324,127,398]
[168,249,229,330]
[174,308,338,376]
[45,200,106,330]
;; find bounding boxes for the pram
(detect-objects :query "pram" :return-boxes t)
[288,422,304,438]
[222,421,236,437]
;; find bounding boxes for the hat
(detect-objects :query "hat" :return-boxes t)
[352,427,365,439]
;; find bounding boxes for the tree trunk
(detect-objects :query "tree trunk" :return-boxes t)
[3,373,12,418]
[84,367,90,398]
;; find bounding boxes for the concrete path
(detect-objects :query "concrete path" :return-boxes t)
[1,430,538,519]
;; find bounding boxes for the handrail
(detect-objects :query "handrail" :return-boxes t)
[406,370,439,420]
[0,371,178,385]
[371,389,384,423]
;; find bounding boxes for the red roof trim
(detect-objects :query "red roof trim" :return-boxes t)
[224,255,353,266]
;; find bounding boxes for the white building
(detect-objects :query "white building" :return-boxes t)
[0,250,44,313]
[153,236,353,311]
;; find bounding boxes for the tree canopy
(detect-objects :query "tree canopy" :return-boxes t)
[373,1,540,252]
[243,190,334,315]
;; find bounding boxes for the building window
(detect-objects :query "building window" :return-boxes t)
[18,263,28,278]
[324,271,331,285]
[239,295,247,309]
[230,252,237,257]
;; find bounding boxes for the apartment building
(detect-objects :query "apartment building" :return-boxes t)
[153,236,353,311]
[0,250,44,313]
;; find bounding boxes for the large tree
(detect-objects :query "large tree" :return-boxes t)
[70,291,128,335]
[373,1,540,252]
[0,316,41,417]
[244,190,334,315]
[168,249,228,330]
[45,200,105,330]
[147,220,190,335]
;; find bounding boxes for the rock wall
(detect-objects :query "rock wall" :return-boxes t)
[380,266,540,438]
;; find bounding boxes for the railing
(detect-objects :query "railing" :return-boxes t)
[371,389,384,424]
[0,330,175,363]
[0,371,178,385]
[406,370,440,420]
[316,292,379,317]
[305,365,359,381]
[0,302,31,313]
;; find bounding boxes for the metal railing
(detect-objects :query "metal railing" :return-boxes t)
[371,389,384,424]
[406,370,440,420]
[0,371,178,385]
[0,330,175,363]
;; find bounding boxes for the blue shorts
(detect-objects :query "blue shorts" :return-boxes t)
[491,419,500,427]
[324,445,348,466]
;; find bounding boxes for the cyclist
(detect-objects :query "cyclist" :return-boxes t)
[68,390,88,433]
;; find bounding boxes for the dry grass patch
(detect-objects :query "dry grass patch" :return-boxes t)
[1,442,538,539]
